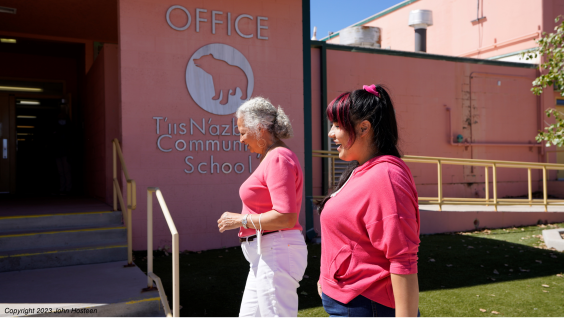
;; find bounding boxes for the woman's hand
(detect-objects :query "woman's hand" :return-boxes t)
[317,280,322,298]
[217,212,243,233]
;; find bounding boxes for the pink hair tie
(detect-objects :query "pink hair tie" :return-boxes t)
[363,84,380,98]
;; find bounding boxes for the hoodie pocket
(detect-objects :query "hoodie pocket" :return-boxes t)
[329,246,353,282]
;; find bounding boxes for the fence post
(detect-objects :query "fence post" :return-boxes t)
[528,168,532,207]
[543,166,548,212]
[437,160,442,211]
[492,164,498,212]
[485,166,489,206]
[331,157,335,188]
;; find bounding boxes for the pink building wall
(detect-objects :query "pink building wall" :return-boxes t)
[118,0,305,251]
[326,0,564,60]
[312,46,546,202]
[84,44,120,204]
[113,0,564,247]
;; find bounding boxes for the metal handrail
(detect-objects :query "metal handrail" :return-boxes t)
[313,150,564,212]
[147,187,180,317]
[112,138,137,266]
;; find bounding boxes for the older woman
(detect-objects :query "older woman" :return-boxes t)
[217,97,308,317]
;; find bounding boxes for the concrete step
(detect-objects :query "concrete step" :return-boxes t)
[0,261,165,317]
[0,243,127,272]
[0,226,126,252]
[0,211,122,233]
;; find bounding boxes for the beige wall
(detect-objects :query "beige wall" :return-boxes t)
[326,0,564,60]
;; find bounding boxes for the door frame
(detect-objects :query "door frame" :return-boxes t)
[0,93,16,193]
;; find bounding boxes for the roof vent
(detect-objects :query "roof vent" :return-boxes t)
[408,10,433,52]
[408,9,433,29]
[339,26,381,48]
[0,6,17,14]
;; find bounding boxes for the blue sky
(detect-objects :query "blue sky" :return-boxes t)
[311,0,405,39]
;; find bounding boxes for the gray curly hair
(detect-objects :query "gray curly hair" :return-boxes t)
[236,97,293,139]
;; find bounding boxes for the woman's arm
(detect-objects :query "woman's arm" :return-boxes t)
[390,273,419,317]
[217,210,297,233]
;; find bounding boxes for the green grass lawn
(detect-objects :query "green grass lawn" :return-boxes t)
[133,222,564,317]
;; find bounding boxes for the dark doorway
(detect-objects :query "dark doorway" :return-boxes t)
[0,38,85,196]
[15,96,73,194]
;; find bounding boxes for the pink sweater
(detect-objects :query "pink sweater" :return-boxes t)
[320,155,420,308]
[238,147,303,237]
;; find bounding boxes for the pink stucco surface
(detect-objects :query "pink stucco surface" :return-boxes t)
[327,0,564,59]
[118,0,304,251]
[84,44,120,204]
[420,209,564,234]
[320,48,548,200]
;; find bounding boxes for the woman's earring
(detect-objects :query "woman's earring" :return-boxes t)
[257,138,266,149]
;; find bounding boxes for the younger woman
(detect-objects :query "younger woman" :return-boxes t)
[317,85,420,317]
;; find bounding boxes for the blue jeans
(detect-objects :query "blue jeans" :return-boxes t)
[322,293,421,317]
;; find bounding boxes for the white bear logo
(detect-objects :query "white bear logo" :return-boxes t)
[186,43,254,115]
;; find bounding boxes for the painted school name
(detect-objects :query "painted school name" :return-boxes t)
[153,117,253,174]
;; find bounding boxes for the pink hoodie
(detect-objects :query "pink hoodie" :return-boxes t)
[320,155,420,308]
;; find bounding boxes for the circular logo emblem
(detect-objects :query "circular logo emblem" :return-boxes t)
[186,43,254,115]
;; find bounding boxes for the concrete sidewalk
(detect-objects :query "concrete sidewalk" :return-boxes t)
[0,261,163,317]
[419,204,564,234]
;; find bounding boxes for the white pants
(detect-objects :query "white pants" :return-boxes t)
[239,230,308,317]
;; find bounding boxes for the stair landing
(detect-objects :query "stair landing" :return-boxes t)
[0,261,163,317]
[0,195,112,217]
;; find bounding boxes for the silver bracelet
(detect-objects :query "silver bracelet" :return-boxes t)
[242,214,249,229]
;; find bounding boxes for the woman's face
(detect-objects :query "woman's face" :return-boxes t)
[238,117,261,154]
[329,122,353,161]
[328,122,365,162]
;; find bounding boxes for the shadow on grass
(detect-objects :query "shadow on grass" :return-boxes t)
[417,232,563,292]
[133,226,563,317]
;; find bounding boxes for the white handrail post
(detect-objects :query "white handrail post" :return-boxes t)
[173,231,180,317]
[147,188,180,317]
[147,189,154,289]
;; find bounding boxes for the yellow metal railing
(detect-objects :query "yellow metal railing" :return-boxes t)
[147,187,180,317]
[112,138,137,266]
[313,150,564,212]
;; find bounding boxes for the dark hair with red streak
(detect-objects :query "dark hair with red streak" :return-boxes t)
[326,92,355,148]
[319,85,401,213]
